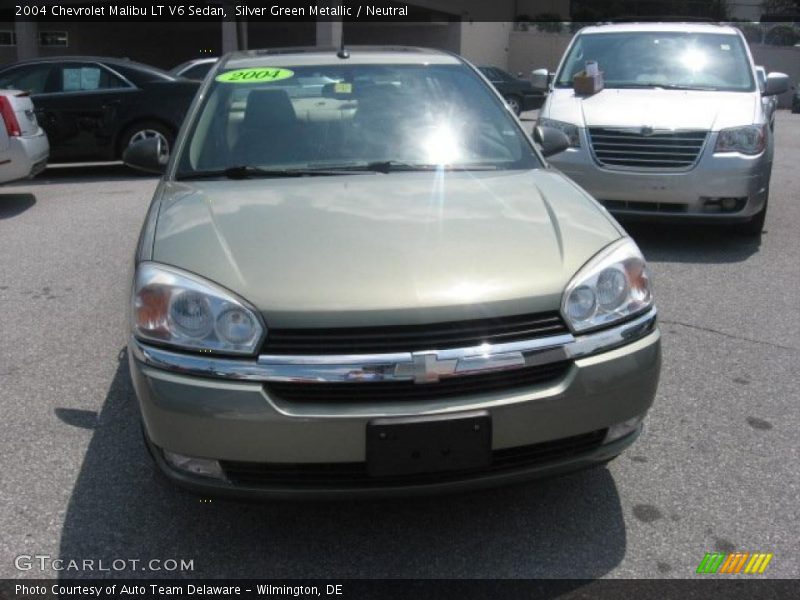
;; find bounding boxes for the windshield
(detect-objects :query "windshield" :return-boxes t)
[175,62,539,178]
[555,32,755,92]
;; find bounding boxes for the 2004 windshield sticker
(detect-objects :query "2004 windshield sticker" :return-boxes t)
[216,68,294,83]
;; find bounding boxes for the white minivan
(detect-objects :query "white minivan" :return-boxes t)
[533,22,789,236]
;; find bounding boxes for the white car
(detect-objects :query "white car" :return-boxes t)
[532,22,788,236]
[0,90,49,184]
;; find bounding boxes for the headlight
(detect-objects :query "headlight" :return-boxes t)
[562,238,653,333]
[714,124,766,155]
[537,118,581,147]
[132,262,266,355]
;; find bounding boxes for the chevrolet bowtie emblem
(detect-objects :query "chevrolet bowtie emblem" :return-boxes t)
[411,352,457,384]
[396,350,527,384]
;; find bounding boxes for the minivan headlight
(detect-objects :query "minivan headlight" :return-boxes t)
[537,118,581,147]
[562,238,653,333]
[132,262,265,355]
[715,124,766,155]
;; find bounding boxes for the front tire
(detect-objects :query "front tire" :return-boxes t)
[119,121,174,162]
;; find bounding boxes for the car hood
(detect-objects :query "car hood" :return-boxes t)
[546,88,759,131]
[152,170,621,328]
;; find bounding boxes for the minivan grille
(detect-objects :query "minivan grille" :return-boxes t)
[265,361,571,403]
[262,312,569,355]
[221,429,607,488]
[588,127,707,169]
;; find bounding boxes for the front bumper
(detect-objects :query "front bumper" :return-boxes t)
[129,309,661,498]
[549,129,771,221]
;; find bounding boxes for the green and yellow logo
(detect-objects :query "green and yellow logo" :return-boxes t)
[696,552,773,574]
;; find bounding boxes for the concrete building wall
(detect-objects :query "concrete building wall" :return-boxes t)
[507,30,574,77]
[727,0,765,21]
[459,22,511,68]
[343,22,461,53]
[0,22,16,66]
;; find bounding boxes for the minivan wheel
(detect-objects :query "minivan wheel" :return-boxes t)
[504,95,522,115]
[119,121,174,162]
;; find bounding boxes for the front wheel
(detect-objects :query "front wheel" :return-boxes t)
[503,95,522,115]
[119,121,174,163]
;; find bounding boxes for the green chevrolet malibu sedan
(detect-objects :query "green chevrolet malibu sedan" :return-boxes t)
[124,46,661,498]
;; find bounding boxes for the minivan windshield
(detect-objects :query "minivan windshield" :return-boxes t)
[555,32,755,92]
[175,62,539,178]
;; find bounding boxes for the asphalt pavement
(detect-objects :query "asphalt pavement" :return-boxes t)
[0,112,798,580]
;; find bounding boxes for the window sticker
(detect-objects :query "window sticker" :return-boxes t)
[81,67,101,90]
[334,82,352,94]
[721,44,730,50]
[62,69,81,91]
[216,68,294,83]
[63,67,101,91]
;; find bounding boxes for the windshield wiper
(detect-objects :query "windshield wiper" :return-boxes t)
[611,83,719,91]
[177,161,501,180]
[656,83,719,91]
[175,165,359,181]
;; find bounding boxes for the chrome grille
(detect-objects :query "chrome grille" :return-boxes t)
[588,127,708,169]
[265,361,572,403]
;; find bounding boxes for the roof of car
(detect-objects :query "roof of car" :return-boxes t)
[577,22,740,35]
[222,46,462,69]
[9,55,147,66]
[0,56,176,78]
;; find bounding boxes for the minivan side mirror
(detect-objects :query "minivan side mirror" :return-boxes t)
[123,137,168,174]
[531,68,552,91]
[764,72,789,96]
[534,125,570,157]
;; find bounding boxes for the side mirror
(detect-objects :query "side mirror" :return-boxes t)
[534,125,570,157]
[531,68,551,91]
[764,72,789,96]
[122,137,168,174]
[517,71,524,78]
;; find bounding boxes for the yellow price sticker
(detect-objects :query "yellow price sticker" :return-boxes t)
[216,68,294,84]
[334,82,353,94]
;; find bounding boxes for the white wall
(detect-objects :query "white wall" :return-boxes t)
[459,22,512,68]
[727,0,765,21]
[508,30,574,77]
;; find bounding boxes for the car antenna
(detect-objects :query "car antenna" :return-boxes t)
[337,33,349,59]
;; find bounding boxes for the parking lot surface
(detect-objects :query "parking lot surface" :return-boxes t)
[1,112,798,579]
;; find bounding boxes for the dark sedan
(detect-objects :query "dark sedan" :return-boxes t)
[478,66,545,115]
[0,57,200,163]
